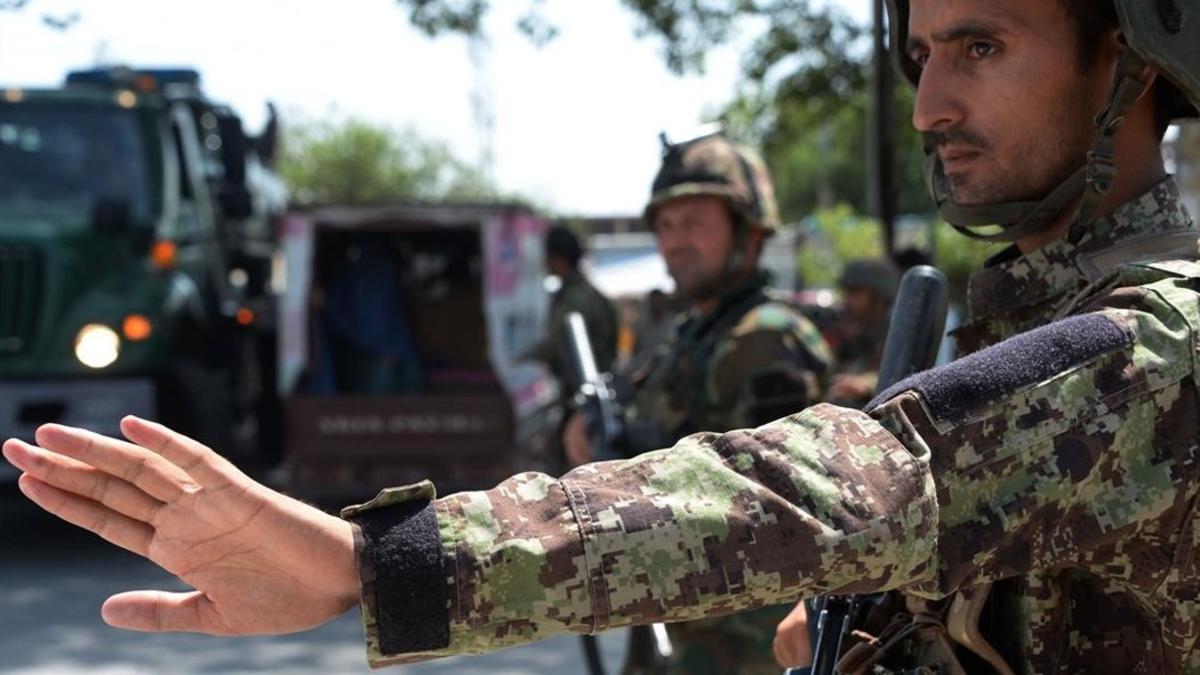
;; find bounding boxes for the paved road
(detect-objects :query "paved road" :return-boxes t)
[0,493,627,674]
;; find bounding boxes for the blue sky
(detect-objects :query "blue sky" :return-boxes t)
[0,0,869,215]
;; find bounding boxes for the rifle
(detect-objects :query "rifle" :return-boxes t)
[565,311,673,675]
[786,265,949,675]
[565,312,624,462]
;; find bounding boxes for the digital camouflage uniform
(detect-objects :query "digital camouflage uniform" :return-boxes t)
[343,176,1199,675]
[618,269,833,675]
[341,13,1200,665]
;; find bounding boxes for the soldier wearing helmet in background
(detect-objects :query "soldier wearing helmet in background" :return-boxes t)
[6,2,1200,674]
[825,259,901,407]
[564,129,833,674]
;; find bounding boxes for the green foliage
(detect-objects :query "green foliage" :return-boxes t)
[278,116,499,205]
[796,205,886,289]
[726,84,928,223]
[400,0,489,36]
[798,206,1000,305]
[931,219,1003,306]
[388,0,932,219]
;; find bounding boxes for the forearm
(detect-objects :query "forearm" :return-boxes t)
[345,404,939,666]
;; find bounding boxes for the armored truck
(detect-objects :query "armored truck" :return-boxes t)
[0,67,286,482]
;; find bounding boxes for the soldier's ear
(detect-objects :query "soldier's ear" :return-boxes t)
[745,228,767,262]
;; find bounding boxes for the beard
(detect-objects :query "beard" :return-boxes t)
[666,253,729,303]
[929,77,1100,208]
[670,266,726,302]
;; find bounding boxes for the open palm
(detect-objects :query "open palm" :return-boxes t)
[2,417,360,635]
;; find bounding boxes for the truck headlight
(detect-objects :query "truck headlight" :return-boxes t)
[74,324,121,369]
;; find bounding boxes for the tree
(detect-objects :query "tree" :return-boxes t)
[278,115,501,205]
[392,0,931,221]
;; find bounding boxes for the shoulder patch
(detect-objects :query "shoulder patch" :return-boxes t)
[734,302,803,334]
[868,312,1133,423]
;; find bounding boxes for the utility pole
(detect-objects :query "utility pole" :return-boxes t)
[867,0,897,255]
[468,32,496,186]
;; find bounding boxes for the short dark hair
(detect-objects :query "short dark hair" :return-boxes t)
[1058,0,1177,137]
[545,225,584,268]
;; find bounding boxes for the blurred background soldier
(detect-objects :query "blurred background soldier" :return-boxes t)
[527,224,619,382]
[825,258,900,407]
[629,288,678,371]
[566,129,832,675]
[525,224,619,472]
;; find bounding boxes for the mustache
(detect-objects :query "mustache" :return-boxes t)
[921,129,990,153]
[663,247,698,263]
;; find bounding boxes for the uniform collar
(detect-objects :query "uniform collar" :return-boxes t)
[965,177,1194,321]
[679,271,771,339]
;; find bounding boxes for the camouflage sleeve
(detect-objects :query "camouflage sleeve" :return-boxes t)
[707,303,834,428]
[343,273,1199,667]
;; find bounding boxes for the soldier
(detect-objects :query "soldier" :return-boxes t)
[4,1,1200,674]
[563,130,834,674]
[526,224,619,388]
[825,259,900,407]
[523,224,618,475]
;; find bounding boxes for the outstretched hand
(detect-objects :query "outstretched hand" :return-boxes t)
[2,417,360,636]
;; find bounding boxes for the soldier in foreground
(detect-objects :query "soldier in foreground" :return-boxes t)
[563,131,833,673]
[4,1,1200,673]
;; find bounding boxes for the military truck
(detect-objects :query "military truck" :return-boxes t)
[0,67,286,483]
[277,203,561,500]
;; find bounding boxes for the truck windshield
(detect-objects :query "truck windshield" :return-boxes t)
[0,104,153,220]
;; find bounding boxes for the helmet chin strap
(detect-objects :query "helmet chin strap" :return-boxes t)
[925,52,1151,244]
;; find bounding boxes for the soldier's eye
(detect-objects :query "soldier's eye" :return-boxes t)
[911,51,930,68]
[968,41,998,59]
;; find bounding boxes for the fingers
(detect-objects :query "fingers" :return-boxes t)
[4,439,163,524]
[32,424,194,502]
[773,633,793,669]
[102,590,223,634]
[120,416,242,491]
[17,473,152,557]
[773,602,813,668]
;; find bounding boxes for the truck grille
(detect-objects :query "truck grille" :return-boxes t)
[0,245,42,354]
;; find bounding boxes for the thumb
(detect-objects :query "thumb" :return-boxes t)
[102,590,217,633]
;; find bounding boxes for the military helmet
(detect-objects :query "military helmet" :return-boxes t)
[840,259,900,302]
[644,129,782,235]
[886,0,1200,243]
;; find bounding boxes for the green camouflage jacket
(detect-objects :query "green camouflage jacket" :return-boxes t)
[615,271,833,673]
[528,270,619,386]
[619,272,833,455]
[344,179,1199,674]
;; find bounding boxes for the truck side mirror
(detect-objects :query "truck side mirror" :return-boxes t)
[256,101,279,167]
[217,111,248,186]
